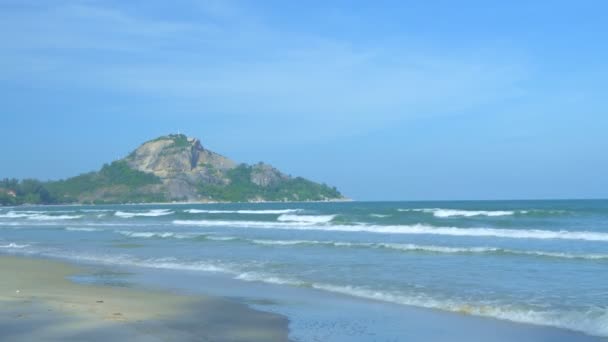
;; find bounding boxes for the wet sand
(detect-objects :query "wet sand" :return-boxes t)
[0,256,290,341]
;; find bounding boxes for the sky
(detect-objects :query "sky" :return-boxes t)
[1,0,607,200]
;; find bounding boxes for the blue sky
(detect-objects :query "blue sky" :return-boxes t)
[1,0,607,200]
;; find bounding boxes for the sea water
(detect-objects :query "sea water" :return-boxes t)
[1,200,607,339]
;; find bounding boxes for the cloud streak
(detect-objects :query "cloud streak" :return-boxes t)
[0,1,528,124]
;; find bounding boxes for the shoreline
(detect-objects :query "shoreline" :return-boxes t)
[1,253,605,341]
[0,255,290,341]
[3,201,608,341]
[0,197,353,208]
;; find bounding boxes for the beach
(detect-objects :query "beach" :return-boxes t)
[0,256,289,342]
[1,200,608,341]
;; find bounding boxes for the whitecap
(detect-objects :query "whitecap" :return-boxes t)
[65,227,102,232]
[399,208,518,217]
[277,214,335,224]
[115,209,174,218]
[0,243,30,248]
[172,220,608,242]
[184,209,303,214]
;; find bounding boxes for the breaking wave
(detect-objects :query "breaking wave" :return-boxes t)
[308,284,608,337]
[0,242,30,248]
[277,214,336,224]
[172,220,608,241]
[65,227,102,232]
[115,209,174,218]
[399,208,518,217]
[246,239,608,260]
[184,209,303,214]
[0,211,82,220]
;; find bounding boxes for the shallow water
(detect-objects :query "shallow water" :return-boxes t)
[1,200,607,339]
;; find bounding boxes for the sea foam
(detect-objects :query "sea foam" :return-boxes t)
[0,242,30,248]
[184,209,303,214]
[307,283,608,337]
[65,227,102,232]
[172,220,608,241]
[399,208,518,217]
[0,211,82,220]
[115,209,174,218]
[277,214,336,224]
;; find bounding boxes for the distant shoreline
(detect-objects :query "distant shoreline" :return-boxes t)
[0,197,353,208]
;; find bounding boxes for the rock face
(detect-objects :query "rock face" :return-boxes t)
[124,135,238,200]
[93,134,344,203]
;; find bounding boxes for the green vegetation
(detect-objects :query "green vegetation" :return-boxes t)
[198,164,342,202]
[43,160,163,204]
[0,178,57,205]
[150,134,190,148]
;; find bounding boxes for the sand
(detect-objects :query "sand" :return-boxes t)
[0,256,290,341]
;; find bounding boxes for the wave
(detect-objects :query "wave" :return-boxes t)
[0,211,33,218]
[235,272,307,286]
[277,214,335,224]
[65,227,102,232]
[59,253,235,274]
[172,220,608,241]
[370,214,391,218]
[235,238,608,260]
[307,283,608,338]
[399,208,518,217]
[115,209,174,218]
[184,209,303,214]
[0,242,30,248]
[111,227,608,261]
[0,211,82,220]
[28,214,83,221]
[205,235,239,241]
[117,230,194,239]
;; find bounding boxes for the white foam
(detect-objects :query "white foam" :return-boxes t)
[65,227,102,232]
[184,209,303,214]
[0,243,30,248]
[0,211,82,220]
[0,211,32,218]
[309,283,608,337]
[172,220,608,242]
[245,239,608,260]
[370,214,390,218]
[277,214,335,224]
[399,208,518,217]
[206,236,239,241]
[63,254,234,273]
[117,231,192,239]
[173,219,324,229]
[235,272,306,286]
[115,209,174,218]
[27,214,83,220]
[251,239,317,246]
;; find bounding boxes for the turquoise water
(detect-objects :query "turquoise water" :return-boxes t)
[1,200,607,338]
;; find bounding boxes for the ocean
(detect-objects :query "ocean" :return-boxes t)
[1,200,607,340]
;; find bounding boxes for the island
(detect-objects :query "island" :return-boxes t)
[0,134,344,205]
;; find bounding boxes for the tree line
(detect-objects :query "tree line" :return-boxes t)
[0,178,57,206]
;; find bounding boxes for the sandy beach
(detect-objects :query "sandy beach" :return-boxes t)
[0,256,290,342]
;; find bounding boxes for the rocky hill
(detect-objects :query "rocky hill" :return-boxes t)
[42,134,344,204]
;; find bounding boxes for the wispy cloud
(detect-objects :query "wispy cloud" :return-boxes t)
[0,1,529,132]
